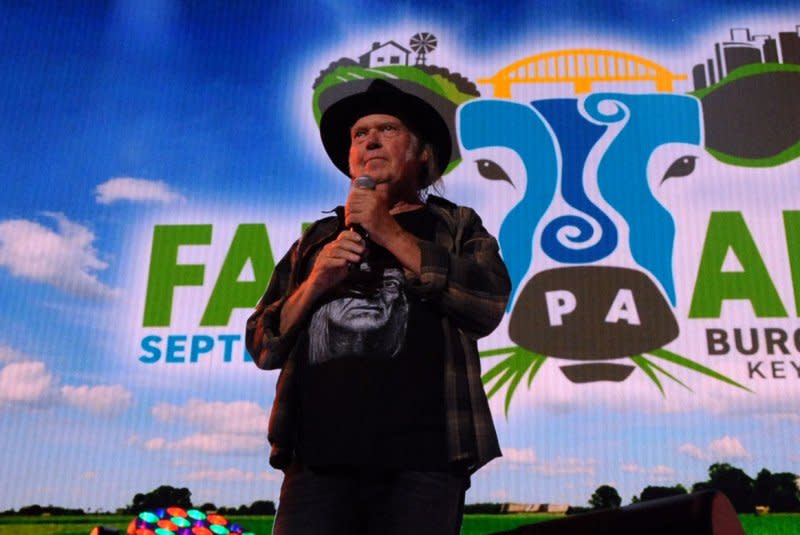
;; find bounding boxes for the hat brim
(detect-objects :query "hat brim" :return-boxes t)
[318,78,457,184]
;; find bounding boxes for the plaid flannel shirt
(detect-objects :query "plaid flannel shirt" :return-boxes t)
[245,195,511,474]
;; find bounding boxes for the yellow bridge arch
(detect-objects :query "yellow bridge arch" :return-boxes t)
[478,48,688,97]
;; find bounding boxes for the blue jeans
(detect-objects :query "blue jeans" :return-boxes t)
[272,463,469,535]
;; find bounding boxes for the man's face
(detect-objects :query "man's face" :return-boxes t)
[348,113,426,194]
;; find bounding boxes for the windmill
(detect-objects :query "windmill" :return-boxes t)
[409,32,437,66]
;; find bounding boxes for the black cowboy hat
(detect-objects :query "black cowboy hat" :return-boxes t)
[317,78,458,183]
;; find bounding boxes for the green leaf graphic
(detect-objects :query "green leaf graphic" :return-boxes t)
[480,347,547,416]
[643,356,693,392]
[631,354,665,396]
[648,348,753,393]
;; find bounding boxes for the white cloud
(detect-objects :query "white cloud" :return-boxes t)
[170,433,264,454]
[1,359,133,415]
[0,360,56,406]
[620,463,674,479]
[488,450,596,478]
[679,436,751,462]
[144,437,167,450]
[0,345,26,363]
[651,465,676,479]
[491,489,510,500]
[61,384,133,414]
[173,458,208,468]
[483,447,538,473]
[678,443,708,461]
[151,399,268,434]
[503,447,537,464]
[709,436,751,460]
[184,468,279,482]
[530,457,598,477]
[95,177,184,205]
[0,212,116,298]
[144,433,264,455]
[621,463,645,473]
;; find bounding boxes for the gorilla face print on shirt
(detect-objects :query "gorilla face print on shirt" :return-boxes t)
[307,267,409,365]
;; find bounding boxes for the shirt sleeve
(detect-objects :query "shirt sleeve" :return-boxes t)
[245,239,300,370]
[406,206,511,339]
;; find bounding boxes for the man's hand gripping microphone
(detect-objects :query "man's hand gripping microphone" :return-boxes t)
[348,175,375,272]
[349,175,375,239]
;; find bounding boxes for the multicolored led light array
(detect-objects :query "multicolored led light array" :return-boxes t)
[129,506,254,535]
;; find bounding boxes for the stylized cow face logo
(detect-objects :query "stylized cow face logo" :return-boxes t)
[454,93,755,406]
[459,94,702,305]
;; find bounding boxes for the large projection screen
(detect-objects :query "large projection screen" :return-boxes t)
[1,0,798,516]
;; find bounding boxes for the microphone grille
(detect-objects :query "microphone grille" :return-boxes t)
[353,175,376,190]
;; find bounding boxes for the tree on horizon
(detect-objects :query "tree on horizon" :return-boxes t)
[128,485,192,514]
[589,485,622,509]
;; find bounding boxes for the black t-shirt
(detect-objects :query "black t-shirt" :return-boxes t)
[297,208,447,470]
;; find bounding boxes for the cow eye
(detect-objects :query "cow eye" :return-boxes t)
[476,159,514,187]
[661,155,697,183]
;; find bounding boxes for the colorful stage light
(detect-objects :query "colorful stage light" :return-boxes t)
[172,517,191,528]
[127,507,252,535]
[187,509,206,521]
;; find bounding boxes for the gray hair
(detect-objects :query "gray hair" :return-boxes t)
[406,132,442,193]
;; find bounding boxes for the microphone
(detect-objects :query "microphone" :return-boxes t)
[349,175,375,273]
[353,175,376,190]
[350,175,375,240]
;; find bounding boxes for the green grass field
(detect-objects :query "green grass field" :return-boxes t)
[1,513,798,535]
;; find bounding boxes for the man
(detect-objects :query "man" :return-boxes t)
[246,78,510,534]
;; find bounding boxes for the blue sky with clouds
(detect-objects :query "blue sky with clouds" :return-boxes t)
[1,0,799,513]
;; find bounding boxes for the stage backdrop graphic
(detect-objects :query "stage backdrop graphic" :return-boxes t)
[1,1,799,513]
